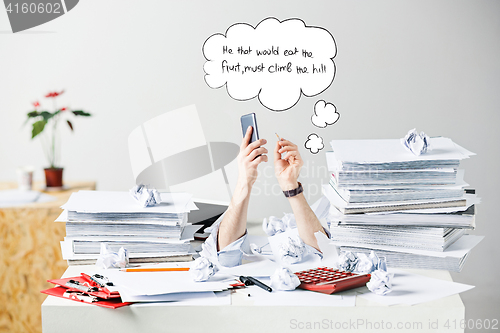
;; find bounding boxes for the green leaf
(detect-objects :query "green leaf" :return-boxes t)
[40,111,54,121]
[72,110,91,117]
[67,120,73,131]
[27,111,40,118]
[32,120,47,139]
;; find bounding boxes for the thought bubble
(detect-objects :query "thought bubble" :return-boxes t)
[305,133,324,154]
[203,17,337,111]
[312,100,340,128]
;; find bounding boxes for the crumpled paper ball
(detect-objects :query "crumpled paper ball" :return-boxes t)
[401,128,430,156]
[366,269,394,295]
[262,216,286,236]
[129,184,161,207]
[279,236,306,265]
[338,250,393,295]
[340,250,388,275]
[338,251,358,272]
[281,213,297,229]
[250,242,273,255]
[250,243,263,254]
[354,250,382,274]
[354,252,376,275]
[190,257,219,282]
[95,243,129,269]
[377,256,388,272]
[262,212,298,236]
[270,266,301,291]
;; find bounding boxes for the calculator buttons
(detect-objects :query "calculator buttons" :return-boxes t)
[294,267,371,295]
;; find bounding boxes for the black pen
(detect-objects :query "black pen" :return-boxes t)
[239,276,272,293]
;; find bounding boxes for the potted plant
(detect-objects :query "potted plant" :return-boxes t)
[25,90,91,188]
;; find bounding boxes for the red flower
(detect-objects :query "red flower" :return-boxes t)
[45,90,65,98]
[33,101,40,108]
[60,107,67,112]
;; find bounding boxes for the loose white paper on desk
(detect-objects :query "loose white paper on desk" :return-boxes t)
[357,268,474,306]
[239,277,356,307]
[120,290,217,302]
[121,288,220,302]
[62,191,198,213]
[100,263,234,296]
[221,258,279,277]
[130,291,231,307]
[222,255,322,278]
[0,190,56,208]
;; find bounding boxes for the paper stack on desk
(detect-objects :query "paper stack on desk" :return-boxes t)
[57,191,199,265]
[323,136,482,272]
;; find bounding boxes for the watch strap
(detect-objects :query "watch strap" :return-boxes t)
[283,182,303,198]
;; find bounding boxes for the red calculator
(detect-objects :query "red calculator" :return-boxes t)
[295,267,371,295]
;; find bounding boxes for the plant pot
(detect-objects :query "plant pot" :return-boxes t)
[44,167,64,188]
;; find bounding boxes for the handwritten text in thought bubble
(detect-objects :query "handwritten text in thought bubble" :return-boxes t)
[203,18,337,111]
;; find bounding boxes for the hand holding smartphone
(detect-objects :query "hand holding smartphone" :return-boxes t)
[240,113,259,143]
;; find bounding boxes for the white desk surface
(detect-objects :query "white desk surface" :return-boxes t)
[42,264,465,333]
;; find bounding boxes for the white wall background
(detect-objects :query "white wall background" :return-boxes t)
[1,0,499,327]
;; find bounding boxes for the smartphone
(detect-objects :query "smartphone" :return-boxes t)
[241,113,259,143]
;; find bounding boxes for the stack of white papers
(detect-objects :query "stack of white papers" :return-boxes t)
[327,137,473,171]
[329,225,465,252]
[323,183,467,214]
[331,204,476,229]
[57,191,199,265]
[338,235,483,272]
[324,138,474,214]
[322,136,481,272]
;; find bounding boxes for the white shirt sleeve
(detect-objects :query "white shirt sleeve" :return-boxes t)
[198,216,249,268]
[199,218,330,266]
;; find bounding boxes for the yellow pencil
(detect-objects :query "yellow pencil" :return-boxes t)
[121,267,190,272]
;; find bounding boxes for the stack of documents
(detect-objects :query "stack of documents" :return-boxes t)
[57,191,198,265]
[338,235,483,272]
[323,136,481,271]
[324,137,473,214]
[332,204,476,229]
[329,225,465,252]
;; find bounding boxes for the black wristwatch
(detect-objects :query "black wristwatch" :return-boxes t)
[283,182,303,198]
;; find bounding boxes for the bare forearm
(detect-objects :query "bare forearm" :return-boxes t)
[287,192,326,251]
[217,126,268,250]
[217,182,251,250]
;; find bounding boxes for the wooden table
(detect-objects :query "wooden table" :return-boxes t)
[0,181,95,333]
